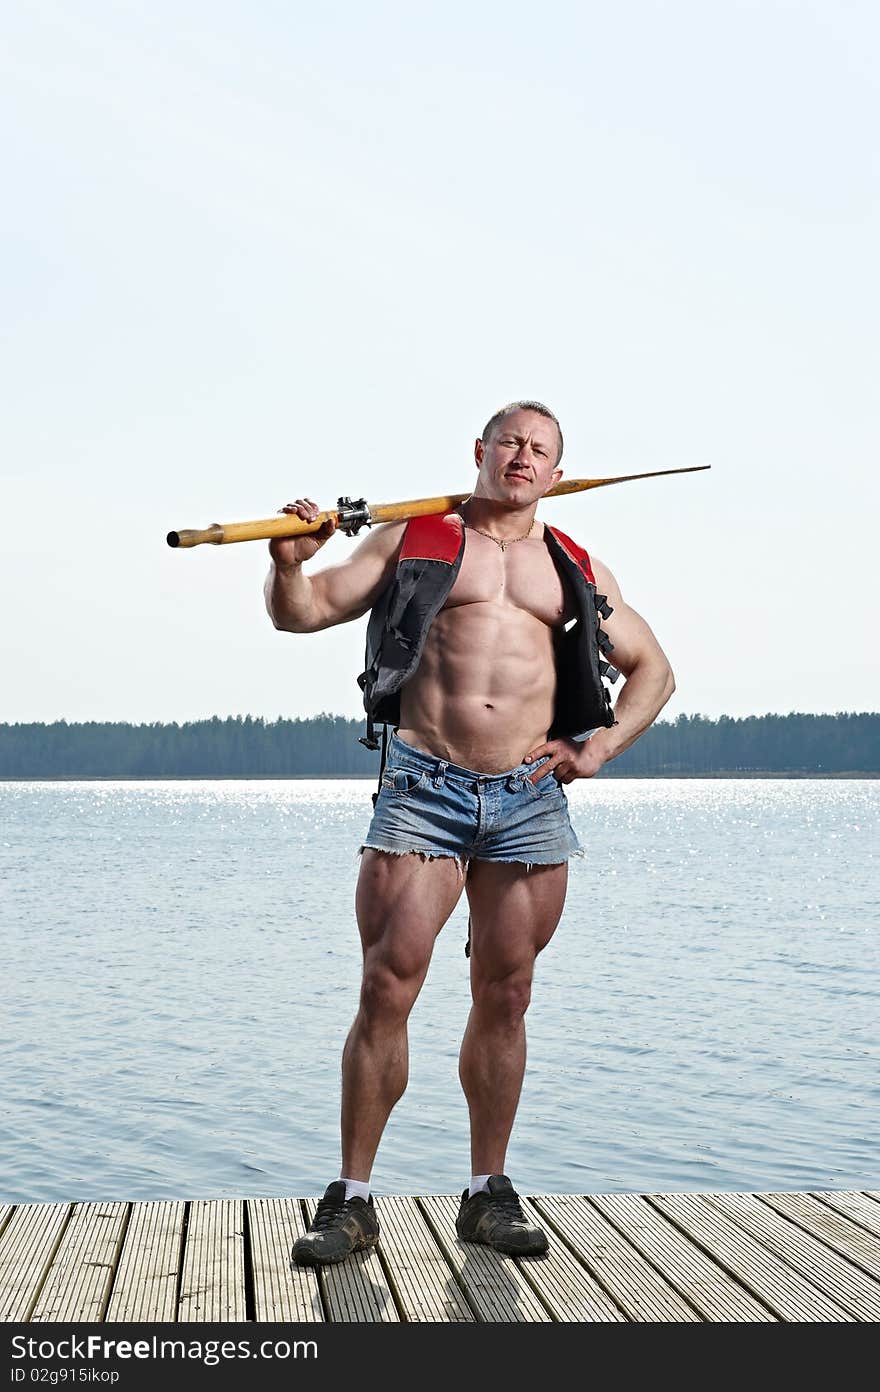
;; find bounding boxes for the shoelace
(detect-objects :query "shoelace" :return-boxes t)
[489,1191,527,1223]
[311,1197,348,1230]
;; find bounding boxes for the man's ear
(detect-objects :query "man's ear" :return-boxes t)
[545,466,563,494]
[474,437,484,467]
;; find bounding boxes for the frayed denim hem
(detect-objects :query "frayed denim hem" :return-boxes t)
[357,844,584,873]
[358,844,470,876]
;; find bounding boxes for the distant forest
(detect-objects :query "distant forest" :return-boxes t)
[0,712,877,777]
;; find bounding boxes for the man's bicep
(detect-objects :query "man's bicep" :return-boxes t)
[310,522,405,628]
[602,600,669,678]
[591,556,671,678]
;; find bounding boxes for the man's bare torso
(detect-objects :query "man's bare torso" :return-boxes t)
[397,520,575,772]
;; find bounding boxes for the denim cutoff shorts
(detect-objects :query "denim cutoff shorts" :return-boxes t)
[360,732,583,868]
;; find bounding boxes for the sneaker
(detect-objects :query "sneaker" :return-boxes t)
[291,1181,380,1266]
[455,1174,549,1256]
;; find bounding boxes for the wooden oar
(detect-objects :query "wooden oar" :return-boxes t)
[166,465,710,548]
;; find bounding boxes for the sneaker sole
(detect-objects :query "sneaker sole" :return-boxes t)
[455,1228,549,1258]
[290,1234,380,1267]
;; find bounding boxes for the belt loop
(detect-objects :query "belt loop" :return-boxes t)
[433,760,447,788]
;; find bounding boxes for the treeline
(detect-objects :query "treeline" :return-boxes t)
[0,712,877,777]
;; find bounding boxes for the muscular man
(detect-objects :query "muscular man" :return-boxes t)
[265,401,675,1265]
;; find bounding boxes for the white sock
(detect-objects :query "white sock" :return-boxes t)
[340,1176,371,1202]
[468,1174,492,1198]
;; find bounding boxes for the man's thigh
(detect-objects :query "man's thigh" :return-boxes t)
[464,860,568,978]
[356,848,467,977]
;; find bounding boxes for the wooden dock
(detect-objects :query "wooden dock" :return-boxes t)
[2,1190,879,1323]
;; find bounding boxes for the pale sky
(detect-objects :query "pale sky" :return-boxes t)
[2,1,877,724]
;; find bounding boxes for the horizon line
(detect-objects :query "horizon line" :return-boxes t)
[1,710,878,727]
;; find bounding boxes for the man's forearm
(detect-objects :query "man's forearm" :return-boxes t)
[590,659,675,763]
[264,561,321,633]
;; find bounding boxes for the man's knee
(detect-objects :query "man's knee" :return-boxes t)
[473,972,533,1026]
[360,958,424,1024]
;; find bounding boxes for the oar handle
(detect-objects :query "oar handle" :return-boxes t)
[167,513,338,548]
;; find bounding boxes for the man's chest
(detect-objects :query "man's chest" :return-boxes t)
[443,533,574,627]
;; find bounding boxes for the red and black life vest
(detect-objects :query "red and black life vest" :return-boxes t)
[358,511,620,751]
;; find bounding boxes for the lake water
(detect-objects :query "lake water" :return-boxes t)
[1,779,877,1204]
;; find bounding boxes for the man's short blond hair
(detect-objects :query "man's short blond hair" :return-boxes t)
[481,400,564,463]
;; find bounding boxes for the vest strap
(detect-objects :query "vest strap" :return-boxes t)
[369,723,390,809]
[359,714,380,751]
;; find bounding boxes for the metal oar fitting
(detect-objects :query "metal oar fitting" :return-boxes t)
[336,497,372,536]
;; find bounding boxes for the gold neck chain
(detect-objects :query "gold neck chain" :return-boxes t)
[459,510,536,552]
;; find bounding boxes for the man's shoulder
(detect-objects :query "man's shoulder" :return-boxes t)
[352,517,409,558]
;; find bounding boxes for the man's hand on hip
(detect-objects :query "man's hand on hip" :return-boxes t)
[523,736,607,784]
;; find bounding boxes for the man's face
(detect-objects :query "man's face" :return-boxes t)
[473,409,563,505]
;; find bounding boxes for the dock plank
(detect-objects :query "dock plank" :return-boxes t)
[534,1195,700,1321]
[248,1197,323,1322]
[419,1195,552,1323]
[31,1203,128,1322]
[373,1196,473,1322]
[178,1200,246,1323]
[758,1192,880,1280]
[303,1198,399,1322]
[650,1193,853,1321]
[0,1204,72,1323]
[705,1192,880,1321]
[591,1193,775,1321]
[812,1191,880,1241]
[105,1201,185,1323]
[516,1197,626,1322]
